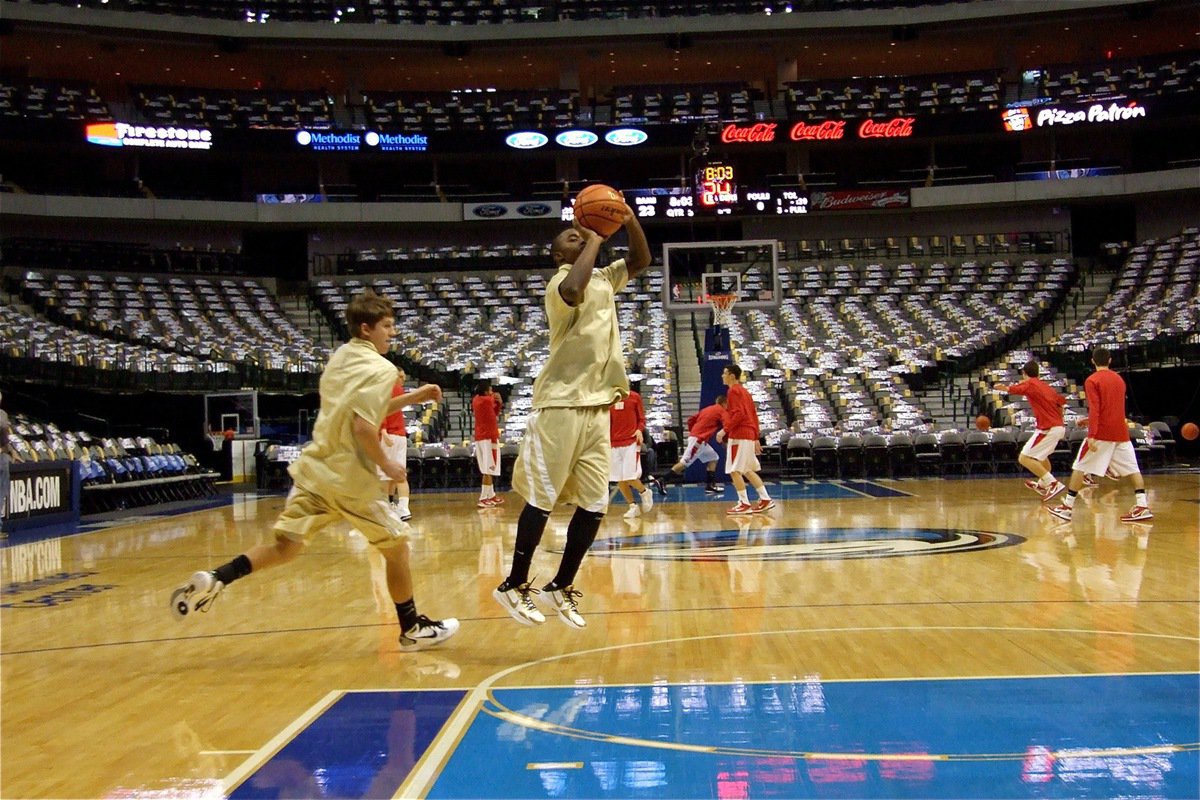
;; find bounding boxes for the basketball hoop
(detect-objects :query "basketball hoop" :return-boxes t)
[708,293,737,328]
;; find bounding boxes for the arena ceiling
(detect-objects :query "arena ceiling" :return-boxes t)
[1,1,1196,95]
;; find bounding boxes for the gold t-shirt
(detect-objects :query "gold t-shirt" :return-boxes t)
[289,337,398,499]
[532,258,630,409]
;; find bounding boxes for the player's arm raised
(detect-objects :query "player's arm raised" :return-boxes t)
[558,223,604,306]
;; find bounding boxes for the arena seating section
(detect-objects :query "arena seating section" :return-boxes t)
[7,413,219,514]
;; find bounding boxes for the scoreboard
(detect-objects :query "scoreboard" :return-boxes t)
[620,185,808,220]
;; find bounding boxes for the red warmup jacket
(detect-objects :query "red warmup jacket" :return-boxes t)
[609,391,645,448]
[1085,369,1129,442]
[687,404,726,441]
[473,393,502,441]
[382,383,407,436]
[1006,377,1065,430]
[723,383,759,441]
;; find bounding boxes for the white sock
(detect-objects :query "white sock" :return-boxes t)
[737,490,749,505]
[757,487,771,501]
[1037,473,1053,486]
[481,485,495,500]
[1135,490,1147,507]
[1063,493,1075,508]
[397,498,410,514]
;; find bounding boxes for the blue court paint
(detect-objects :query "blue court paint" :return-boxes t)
[660,482,863,504]
[428,674,1198,799]
[229,689,465,799]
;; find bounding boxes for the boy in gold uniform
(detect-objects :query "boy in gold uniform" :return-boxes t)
[169,290,458,651]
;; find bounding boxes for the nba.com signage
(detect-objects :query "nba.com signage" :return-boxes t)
[86,122,213,150]
[6,460,80,531]
[719,117,916,144]
[1002,101,1149,132]
[462,200,562,221]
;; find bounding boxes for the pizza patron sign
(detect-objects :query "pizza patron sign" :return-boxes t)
[1002,100,1149,132]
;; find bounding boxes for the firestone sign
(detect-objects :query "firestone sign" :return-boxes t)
[720,117,915,144]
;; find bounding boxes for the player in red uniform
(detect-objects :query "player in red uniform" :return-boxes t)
[994,359,1068,501]
[1047,346,1152,523]
[716,365,774,515]
[610,389,654,518]
[472,380,505,508]
[658,396,726,494]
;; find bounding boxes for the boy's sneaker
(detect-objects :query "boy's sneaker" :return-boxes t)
[726,502,754,515]
[1119,505,1153,522]
[648,476,667,496]
[477,497,493,508]
[751,499,776,513]
[705,483,722,494]
[488,495,505,506]
[1040,481,1067,501]
[623,505,641,519]
[493,581,546,626]
[542,583,586,629]
[169,570,224,620]
[1024,478,1041,492]
[1046,503,1073,523]
[1082,474,1099,488]
[640,491,654,514]
[477,496,503,509]
[399,615,460,651]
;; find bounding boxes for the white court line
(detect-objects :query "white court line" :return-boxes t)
[219,689,344,796]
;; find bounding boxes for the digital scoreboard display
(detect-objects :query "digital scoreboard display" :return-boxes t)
[694,162,739,214]
[564,179,810,223]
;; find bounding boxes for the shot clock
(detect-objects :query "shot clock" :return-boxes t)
[694,162,738,214]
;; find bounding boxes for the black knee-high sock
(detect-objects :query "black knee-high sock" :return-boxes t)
[549,508,604,589]
[506,503,551,587]
[213,554,252,586]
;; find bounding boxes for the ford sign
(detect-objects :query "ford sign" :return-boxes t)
[555,130,599,148]
[472,204,509,218]
[505,131,549,150]
[604,128,649,147]
[517,203,552,217]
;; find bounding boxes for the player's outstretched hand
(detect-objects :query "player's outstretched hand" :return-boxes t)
[573,217,605,243]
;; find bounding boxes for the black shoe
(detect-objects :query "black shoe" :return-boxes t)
[649,476,667,496]
[704,484,722,494]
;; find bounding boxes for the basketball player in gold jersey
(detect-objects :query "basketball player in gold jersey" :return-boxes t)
[493,199,650,629]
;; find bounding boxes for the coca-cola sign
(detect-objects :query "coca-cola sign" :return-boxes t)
[721,117,916,144]
[790,120,846,141]
[721,122,778,143]
[858,117,915,138]
[810,189,910,211]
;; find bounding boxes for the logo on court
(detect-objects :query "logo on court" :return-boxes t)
[594,527,1024,561]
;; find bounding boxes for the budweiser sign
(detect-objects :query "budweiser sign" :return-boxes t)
[858,117,915,138]
[790,120,846,141]
[720,122,778,143]
[810,189,910,211]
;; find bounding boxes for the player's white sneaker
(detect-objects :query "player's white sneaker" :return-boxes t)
[640,491,654,513]
[726,502,754,515]
[493,581,546,626]
[751,499,776,513]
[399,616,459,651]
[1040,481,1067,501]
[1119,505,1153,522]
[169,571,224,620]
[623,504,642,519]
[542,584,586,629]
[1046,503,1073,523]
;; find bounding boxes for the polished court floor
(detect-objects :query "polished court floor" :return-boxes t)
[1,474,1197,799]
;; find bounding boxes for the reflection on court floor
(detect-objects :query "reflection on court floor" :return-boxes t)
[230,674,1198,799]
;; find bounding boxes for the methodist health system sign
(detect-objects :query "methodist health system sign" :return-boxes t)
[1002,100,1149,132]
[295,130,429,152]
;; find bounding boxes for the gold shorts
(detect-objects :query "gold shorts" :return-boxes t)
[273,482,405,549]
[512,406,611,513]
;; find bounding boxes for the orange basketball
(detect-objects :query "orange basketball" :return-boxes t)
[573,184,627,237]
[1182,422,1199,441]
[975,415,991,431]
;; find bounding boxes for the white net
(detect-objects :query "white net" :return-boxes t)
[708,294,737,328]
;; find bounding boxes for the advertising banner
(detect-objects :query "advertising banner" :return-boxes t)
[809,189,910,211]
[462,200,562,221]
[6,460,80,532]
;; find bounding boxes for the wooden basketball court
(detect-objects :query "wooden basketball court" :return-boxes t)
[2,474,1197,798]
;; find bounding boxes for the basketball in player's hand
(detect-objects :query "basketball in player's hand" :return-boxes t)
[573,184,627,237]
[975,415,991,431]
